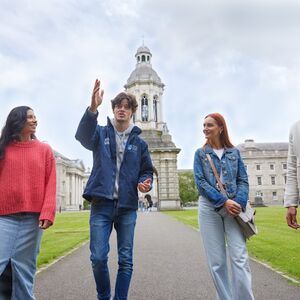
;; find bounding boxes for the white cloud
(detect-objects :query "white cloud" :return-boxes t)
[0,0,300,170]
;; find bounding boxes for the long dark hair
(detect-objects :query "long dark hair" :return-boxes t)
[0,106,36,159]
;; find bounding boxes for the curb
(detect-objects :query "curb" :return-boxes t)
[195,225,300,285]
[37,240,89,274]
[249,256,300,285]
[165,213,300,286]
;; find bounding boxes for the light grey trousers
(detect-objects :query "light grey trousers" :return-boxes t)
[198,196,255,300]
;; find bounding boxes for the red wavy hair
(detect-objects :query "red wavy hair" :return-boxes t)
[204,113,234,148]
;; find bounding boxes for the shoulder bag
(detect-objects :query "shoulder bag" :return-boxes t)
[206,153,258,240]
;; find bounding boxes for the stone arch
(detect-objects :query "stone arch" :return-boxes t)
[153,95,158,122]
[141,94,148,121]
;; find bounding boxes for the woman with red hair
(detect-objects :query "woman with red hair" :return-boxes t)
[193,113,254,300]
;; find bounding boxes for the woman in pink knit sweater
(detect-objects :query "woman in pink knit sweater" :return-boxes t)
[0,106,56,300]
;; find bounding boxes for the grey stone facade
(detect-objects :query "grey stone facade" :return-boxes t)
[54,150,89,211]
[237,139,288,205]
[124,45,181,209]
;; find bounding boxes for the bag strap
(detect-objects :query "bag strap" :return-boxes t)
[206,153,228,197]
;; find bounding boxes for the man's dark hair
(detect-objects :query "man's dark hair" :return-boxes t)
[144,194,151,201]
[111,92,138,114]
[0,106,36,159]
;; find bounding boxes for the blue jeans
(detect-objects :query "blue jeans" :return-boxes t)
[90,199,137,300]
[198,196,254,300]
[0,262,12,299]
[0,213,43,300]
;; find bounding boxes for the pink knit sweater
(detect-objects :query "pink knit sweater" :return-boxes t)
[0,139,56,223]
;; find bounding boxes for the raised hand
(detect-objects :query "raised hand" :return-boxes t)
[90,79,104,113]
[138,178,152,193]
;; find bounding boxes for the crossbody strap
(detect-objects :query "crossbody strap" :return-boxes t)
[205,153,228,197]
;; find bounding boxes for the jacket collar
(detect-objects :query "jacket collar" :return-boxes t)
[107,117,142,135]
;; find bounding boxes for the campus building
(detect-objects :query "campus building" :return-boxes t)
[237,139,288,205]
[124,45,181,210]
[54,150,89,211]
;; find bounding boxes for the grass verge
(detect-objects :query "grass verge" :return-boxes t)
[164,206,300,281]
[37,211,90,268]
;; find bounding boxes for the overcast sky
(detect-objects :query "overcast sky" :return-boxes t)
[1,0,300,169]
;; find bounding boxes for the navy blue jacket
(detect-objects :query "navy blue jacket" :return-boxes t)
[75,109,153,210]
[193,145,249,209]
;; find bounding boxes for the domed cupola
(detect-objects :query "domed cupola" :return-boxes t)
[135,45,152,63]
[125,45,164,88]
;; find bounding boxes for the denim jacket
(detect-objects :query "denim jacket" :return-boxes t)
[193,145,249,209]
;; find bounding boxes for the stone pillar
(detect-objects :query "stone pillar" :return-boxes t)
[71,174,75,207]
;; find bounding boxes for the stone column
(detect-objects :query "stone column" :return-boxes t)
[158,94,163,123]
[71,174,75,208]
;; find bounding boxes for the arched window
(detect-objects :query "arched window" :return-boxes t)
[142,55,145,62]
[137,56,140,62]
[141,95,148,121]
[153,95,158,122]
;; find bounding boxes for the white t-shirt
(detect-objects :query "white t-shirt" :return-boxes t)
[213,148,224,183]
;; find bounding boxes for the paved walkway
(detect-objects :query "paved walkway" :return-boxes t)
[35,212,300,300]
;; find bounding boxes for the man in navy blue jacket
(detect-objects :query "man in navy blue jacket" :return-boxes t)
[75,79,153,300]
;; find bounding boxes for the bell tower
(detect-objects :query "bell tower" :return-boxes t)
[125,45,166,131]
[124,45,181,210]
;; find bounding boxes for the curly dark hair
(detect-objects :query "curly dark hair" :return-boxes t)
[0,106,36,159]
[111,92,138,114]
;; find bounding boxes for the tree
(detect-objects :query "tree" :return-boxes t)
[83,199,91,210]
[178,171,198,205]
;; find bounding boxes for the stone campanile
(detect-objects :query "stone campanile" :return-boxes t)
[124,45,181,210]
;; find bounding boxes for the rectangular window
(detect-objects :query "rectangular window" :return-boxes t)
[282,163,287,170]
[284,175,287,184]
[257,176,262,185]
[270,164,274,170]
[256,164,261,171]
[271,176,276,185]
[244,165,247,171]
[272,191,278,200]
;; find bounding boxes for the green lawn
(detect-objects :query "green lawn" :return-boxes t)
[37,211,90,268]
[164,206,300,281]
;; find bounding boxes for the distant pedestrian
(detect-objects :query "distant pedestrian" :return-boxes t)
[145,194,153,212]
[138,198,144,212]
[284,120,300,229]
[0,106,56,300]
[193,113,254,300]
[75,79,153,300]
[143,197,148,212]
